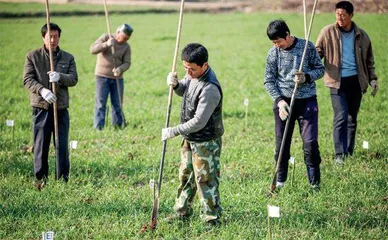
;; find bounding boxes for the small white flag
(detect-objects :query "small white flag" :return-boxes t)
[42,231,54,240]
[267,205,280,218]
[289,156,295,164]
[6,120,14,127]
[69,140,78,149]
[149,179,155,189]
[363,141,369,149]
[244,98,249,106]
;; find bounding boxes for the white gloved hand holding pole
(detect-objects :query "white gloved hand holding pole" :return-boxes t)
[370,80,378,97]
[161,127,177,141]
[48,71,60,83]
[166,72,178,88]
[106,38,116,47]
[112,67,122,77]
[277,100,290,121]
[40,88,57,104]
[294,71,306,84]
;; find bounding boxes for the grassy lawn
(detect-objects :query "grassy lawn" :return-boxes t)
[0,3,387,239]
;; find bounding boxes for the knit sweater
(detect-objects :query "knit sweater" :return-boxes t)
[264,38,324,102]
[90,33,131,79]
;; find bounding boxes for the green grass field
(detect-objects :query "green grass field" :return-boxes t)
[0,2,387,239]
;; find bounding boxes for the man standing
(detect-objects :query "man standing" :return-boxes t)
[90,24,133,130]
[23,23,78,188]
[316,1,378,164]
[264,20,324,190]
[162,43,224,226]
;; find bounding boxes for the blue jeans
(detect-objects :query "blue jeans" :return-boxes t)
[273,97,321,185]
[330,75,362,157]
[94,76,124,129]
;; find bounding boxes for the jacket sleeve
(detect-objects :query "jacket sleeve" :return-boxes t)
[365,35,378,81]
[90,34,110,54]
[23,52,44,94]
[117,44,131,73]
[306,42,325,81]
[58,55,78,87]
[315,29,326,59]
[264,48,282,101]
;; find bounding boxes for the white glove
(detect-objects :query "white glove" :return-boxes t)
[40,88,57,104]
[112,68,122,77]
[48,71,60,83]
[161,127,176,141]
[106,38,116,47]
[166,72,178,88]
[294,71,306,84]
[277,100,290,121]
[370,80,378,97]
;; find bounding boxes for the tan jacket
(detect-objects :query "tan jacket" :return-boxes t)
[90,33,131,79]
[315,22,378,93]
[23,46,78,110]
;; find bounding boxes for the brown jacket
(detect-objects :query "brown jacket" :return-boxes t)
[315,22,378,93]
[23,46,78,110]
[90,33,131,79]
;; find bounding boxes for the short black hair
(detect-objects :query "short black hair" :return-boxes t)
[266,20,290,40]
[335,1,354,15]
[181,43,208,67]
[41,23,62,38]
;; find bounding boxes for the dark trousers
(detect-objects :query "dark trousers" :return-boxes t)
[273,97,321,185]
[33,107,70,181]
[330,75,362,157]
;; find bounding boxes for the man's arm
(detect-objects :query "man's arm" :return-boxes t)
[23,53,44,94]
[306,42,325,81]
[173,84,221,135]
[264,48,282,102]
[90,34,110,54]
[57,56,78,87]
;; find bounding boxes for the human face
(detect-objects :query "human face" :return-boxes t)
[336,8,353,31]
[115,31,130,44]
[43,30,60,50]
[271,33,293,50]
[183,61,208,79]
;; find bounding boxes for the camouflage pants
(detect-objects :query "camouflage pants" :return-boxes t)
[173,138,222,222]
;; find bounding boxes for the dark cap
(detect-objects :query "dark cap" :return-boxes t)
[117,24,133,36]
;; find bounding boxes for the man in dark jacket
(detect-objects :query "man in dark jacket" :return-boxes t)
[23,23,78,188]
[162,43,223,226]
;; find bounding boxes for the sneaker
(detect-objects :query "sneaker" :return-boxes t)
[276,181,285,188]
[335,156,345,165]
[164,213,189,223]
[311,184,320,192]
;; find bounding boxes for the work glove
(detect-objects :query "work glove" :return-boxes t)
[277,100,290,121]
[294,71,306,84]
[48,71,60,83]
[167,72,178,88]
[40,88,57,104]
[106,38,116,47]
[370,80,378,97]
[112,67,122,77]
[161,127,177,141]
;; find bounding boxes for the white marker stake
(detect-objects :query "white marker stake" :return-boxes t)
[363,141,369,149]
[290,156,295,187]
[149,179,155,189]
[244,98,249,129]
[6,119,15,142]
[267,205,280,240]
[6,120,14,127]
[42,231,54,240]
[70,140,78,149]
